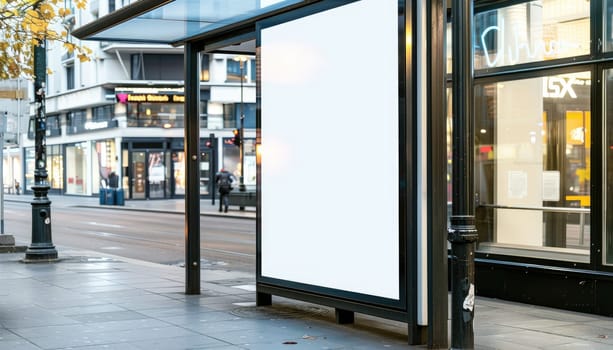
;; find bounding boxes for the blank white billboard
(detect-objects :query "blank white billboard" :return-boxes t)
[260,0,399,299]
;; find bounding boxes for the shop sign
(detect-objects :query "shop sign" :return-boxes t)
[117,93,184,103]
[479,17,581,68]
[85,121,110,130]
[542,77,578,99]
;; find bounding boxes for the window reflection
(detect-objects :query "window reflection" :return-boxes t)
[474,0,590,70]
[474,72,591,262]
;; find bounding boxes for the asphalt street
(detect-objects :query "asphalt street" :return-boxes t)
[2,200,256,273]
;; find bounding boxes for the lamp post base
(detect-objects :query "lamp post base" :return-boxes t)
[26,186,57,262]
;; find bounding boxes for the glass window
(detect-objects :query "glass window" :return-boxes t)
[24,147,34,191]
[173,152,186,196]
[47,144,63,191]
[222,138,256,189]
[92,105,114,122]
[131,54,184,80]
[606,1,613,52]
[66,110,87,134]
[226,59,242,83]
[200,54,210,82]
[127,102,185,128]
[223,103,235,128]
[475,71,591,262]
[66,64,74,90]
[474,0,590,70]
[604,69,613,264]
[94,139,117,194]
[66,142,89,195]
[46,115,61,137]
[250,59,256,82]
[28,115,61,138]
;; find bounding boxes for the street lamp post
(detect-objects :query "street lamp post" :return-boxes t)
[449,0,477,347]
[234,55,247,193]
[25,36,57,262]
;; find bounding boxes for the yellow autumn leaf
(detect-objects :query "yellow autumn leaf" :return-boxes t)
[58,8,71,17]
[47,67,53,75]
[64,42,75,53]
[39,3,55,19]
[78,53,89,62]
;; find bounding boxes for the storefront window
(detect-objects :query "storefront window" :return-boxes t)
[173,152,185,195]
[474,0,590,70]
[127,102,184,128]
[475,71,591,262]
[94,139,117,193]
[66,142,89,195]
[24,148,34,191]
[47,145,63,192]
[604,69,613,264]
[223,138,256,189]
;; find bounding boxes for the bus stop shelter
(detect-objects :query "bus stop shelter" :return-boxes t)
[74,0,449,347]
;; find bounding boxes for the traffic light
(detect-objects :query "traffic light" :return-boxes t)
[232,128,241,146]
[205,133,215,149]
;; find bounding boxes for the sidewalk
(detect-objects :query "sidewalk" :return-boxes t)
[2,193,256,220]
[2,195,613,349]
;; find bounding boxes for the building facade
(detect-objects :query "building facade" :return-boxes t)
[3,0,256,200]
[454,0,613,316]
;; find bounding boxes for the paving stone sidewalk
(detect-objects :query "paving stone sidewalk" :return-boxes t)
[2,195,613,349]
[1,249,613,350]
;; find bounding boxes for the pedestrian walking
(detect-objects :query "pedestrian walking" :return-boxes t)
[216,168,235,213]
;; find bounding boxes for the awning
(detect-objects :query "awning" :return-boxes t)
[72,0,309,46]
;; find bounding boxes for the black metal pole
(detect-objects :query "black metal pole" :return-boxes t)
[449,0,477,348]
[184,42,200,294]
[210,133,216,206]
[239,59,245,193]
[25,35,57,262]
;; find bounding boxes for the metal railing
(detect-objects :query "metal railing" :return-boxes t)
[479,203,590,245]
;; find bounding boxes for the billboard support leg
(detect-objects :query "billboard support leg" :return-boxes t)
[335,309,354,324]
[256,292,272,306]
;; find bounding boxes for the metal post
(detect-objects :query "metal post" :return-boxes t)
[184,42,201,294]
[449,0,477,348]
[1,112,5,234]
[210,132,216,206]
[25,36,58,261]
[238,59,245,193]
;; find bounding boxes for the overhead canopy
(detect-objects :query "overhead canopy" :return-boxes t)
[72,0,308,45]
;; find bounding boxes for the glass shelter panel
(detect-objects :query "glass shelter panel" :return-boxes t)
[475,72,591,262]
[474,0,590,70]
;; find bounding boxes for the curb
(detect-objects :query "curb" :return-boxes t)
[0,245,28,253]
[73,205,257,220]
